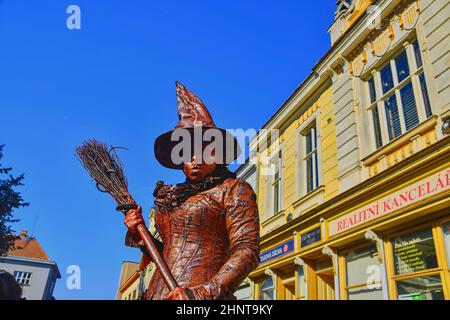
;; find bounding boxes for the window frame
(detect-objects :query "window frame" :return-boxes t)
[339,243,384,300]
[13,271,32,286]
[259,276,275,300]
[296,113,322,198]
[303,123,319,194]
[384,221,450,300]
[364,39,431,151]
[296,266,307,300]
[271,149,282,215]
[262,144,284,220]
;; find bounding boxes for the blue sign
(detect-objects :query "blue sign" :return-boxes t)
[259,239,294,264]
[301,227,321,247]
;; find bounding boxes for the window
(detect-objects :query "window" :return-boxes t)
[259,276,274,300]
[344,245,383,300]
[397,275,444,300]
[271,150,282,215]
[297,267,306,300]
[384,94,402,140]
[13,271,32,286]
[366,40,432,149]
[392,228,438,275]
[236,282,252,300]
[442,221,450,267]
[419,73,432,118]
[380,63,394,94]
[303,123,319,193]
[390,227,445,300]
[368,78,383,148]
[372,106,383,148]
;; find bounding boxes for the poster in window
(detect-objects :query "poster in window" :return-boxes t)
[392,228,438,275]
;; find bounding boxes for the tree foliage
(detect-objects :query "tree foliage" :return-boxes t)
[0,145,29,255]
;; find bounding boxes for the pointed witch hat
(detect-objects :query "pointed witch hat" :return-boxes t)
[154,82,241,169]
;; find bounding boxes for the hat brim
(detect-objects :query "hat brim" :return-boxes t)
[154,127,241,169]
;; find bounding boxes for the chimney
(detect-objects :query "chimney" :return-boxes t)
[20,229,28,237]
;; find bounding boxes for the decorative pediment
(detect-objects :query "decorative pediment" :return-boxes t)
[399,0,420,30]
[349,0,421,78]
[371,25,395,57]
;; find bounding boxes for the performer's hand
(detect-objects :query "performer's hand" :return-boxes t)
[163,287,190,300]
[124,205,145,235]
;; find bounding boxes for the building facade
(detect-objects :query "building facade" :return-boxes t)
[234,161,258,300]
[116,260,157,300]
[0,230,60,300]
[248,0,450,300]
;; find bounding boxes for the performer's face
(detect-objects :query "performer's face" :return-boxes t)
[183,152,217,182]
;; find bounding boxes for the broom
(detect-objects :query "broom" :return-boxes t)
[75,139,178,292]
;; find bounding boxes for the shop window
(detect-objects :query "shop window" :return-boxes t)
[366,40,432,149]
[396,275,444,300]
[390,227,445,300]
[235,282,252,300]
[344,245,383,300]
[442,221,450,266]
[259,277,274,300]
[297,267,306,300]
[392,228,438,276]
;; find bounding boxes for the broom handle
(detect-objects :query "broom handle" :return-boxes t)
[136,223,178,291]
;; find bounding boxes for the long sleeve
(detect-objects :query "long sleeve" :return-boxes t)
[187,178,260,300]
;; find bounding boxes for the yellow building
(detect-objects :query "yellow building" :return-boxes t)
[248,0,450,300]
[116,261,142,300]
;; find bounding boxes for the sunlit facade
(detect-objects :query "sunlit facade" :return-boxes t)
[248,0,450,300]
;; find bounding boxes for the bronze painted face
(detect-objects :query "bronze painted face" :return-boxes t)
[182,152,217,182]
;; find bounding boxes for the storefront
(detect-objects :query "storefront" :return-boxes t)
[250,138,450,300]
[246,0,449,300]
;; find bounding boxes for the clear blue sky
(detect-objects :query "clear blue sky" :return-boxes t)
[0,1,334,299]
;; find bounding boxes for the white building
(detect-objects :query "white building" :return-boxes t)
[0,230,60,300]
[234,160,258,300]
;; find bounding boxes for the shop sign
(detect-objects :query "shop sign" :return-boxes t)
[259,239,294,264]
[301,227,321,247]
[329,168,450,236]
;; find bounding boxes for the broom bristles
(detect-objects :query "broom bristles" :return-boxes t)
[75,139,135,205]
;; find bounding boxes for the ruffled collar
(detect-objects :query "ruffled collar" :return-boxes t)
[153,165,236,213]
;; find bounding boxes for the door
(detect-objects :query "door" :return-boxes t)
[315,257,335,300]
[283,281,296,300]
[317,272,335,300]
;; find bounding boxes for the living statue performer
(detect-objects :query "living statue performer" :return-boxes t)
[124,82,260,300]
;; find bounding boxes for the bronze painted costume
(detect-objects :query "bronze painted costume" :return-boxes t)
[125,82,260,300]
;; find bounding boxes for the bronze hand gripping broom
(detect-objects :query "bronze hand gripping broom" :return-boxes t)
[75,139,178,292]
